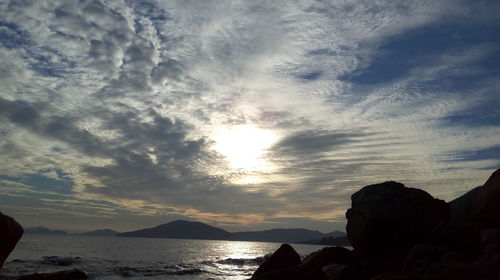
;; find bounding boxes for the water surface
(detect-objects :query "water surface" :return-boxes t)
[2,234,324,279]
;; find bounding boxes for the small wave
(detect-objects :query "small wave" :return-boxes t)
[165,268,206,275]
[213,254,271,266]
[42,256,81,266]
[216,257,259,265]
[113,264,207,277]
[9,259,31,264]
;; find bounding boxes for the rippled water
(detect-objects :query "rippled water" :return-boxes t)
[2,234,324,279]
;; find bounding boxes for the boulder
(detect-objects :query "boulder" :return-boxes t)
[251,244,301,278]
[251,264,327,280]
[339,256,402,280]
[322,263,347,280]
[17,269,88,280]
[470,169,500,228]
[429,222,481,260]
[302,246,353,270]
[346,181,449,257]
[448,186,481,223]
[0,212,23,269]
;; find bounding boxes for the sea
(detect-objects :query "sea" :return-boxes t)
[1,234,325,279]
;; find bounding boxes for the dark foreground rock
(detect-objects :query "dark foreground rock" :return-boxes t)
[251,244,337,280]
[251,244,301,278]
[470,169,500,228]
[0,212,23,269]
[345,181,449,258]
[250,168,500,280]
[16,269,88,280]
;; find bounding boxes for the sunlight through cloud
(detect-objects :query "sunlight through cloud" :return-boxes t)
[212,125,278,173]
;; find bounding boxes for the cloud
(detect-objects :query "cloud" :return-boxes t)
[273,129,370,157]
[0,0,499,232]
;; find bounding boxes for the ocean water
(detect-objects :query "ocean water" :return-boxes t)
[1,234,324,279]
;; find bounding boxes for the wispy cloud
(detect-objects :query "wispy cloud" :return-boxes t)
[0,0,498,232]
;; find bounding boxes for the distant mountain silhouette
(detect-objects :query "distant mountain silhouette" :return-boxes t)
[234,228,328,243]
[80,229,119,236]
[117,220,346,243]
[297,234,350,246]
[25,226,67,235]
[117,220,233,240]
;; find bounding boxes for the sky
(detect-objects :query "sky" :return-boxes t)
[0,0,499,233]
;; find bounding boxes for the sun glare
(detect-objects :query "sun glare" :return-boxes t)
[212,125,277,172]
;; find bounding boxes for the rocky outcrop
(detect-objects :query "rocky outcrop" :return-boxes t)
[251,244,301,278]
[252,244,352,280]
[0,212,23,269]
[250,168,500,280]
[470,169,500,228]
[346,181,449,257]
[302,246,352,269]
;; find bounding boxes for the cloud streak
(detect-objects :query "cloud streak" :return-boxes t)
[0,0,499,232]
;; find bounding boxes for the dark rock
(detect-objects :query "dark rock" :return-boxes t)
[429,222,481,260]
[370,271,422,280]
[252,245,351,280]
[251,264,327,280]
[302,246,353,270]
[402,242,443,273]
[346,181,449,257]
[394,229,500,280]
[470,169,500,228]
[17,269,87,280]
[339,257,402,280]
[448,186,481,223]
[322,263,347,280]
[0,212,23,269]
[251,244,301,278]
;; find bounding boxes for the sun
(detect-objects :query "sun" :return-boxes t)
[212,125,278,172]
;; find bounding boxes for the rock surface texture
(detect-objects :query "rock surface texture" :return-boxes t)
[345,181,449,257]
[250,168,500,279]
[0,211,23,269]
[470,168,500,228]
[251,244,301,278]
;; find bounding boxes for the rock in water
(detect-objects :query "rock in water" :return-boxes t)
[470,169,500,228]
[346,181,449,257]
[251,244,301,278]
[302,246,353,270]
[0,211,23,269]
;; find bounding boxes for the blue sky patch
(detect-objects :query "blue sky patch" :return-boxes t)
[444,145,500,167]
[441,100,500,127]
[297,71,322,81]
[0,21,31,49]
[345,21,500,85]
[0,168,75,194]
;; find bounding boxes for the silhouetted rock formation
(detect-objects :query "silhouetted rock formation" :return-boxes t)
[346,181,449,257]
[470,168,500,228]
[250,168,500,279]
[252,244,301,278]
[251,244,328,280]
[0,211,23,269]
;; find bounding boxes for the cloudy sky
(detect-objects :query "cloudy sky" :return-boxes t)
[0,0,499,233]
